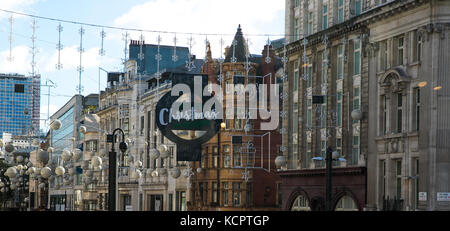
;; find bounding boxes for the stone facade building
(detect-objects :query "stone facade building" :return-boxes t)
[95,41,202,211]
[280,0,450,211]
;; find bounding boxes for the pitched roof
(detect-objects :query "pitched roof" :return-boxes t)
[224,25,249,63]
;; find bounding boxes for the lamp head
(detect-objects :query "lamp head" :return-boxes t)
[79,126,87,134]
[119,142,128,153]
[50,119,62,130]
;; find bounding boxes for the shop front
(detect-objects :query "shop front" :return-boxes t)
[280,167,366,211]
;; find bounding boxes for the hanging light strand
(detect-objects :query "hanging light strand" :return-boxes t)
[0,8,293,38]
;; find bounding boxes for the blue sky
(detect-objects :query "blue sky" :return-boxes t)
[0,0,284,132]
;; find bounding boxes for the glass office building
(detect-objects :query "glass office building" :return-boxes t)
[0,74,40,138]
[51,107,75,152]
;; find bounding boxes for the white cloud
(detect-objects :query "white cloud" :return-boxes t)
[0,0,39,19]
[114,0,285,58]
[0,0,36,10]
[0,46,31,74]
[43,45,116,72]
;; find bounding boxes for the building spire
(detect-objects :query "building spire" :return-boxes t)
[225,24,247,63]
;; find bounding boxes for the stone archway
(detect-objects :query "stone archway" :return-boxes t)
[334,195,359,211]
[286,188,311,211]
[333,189,361,211]
[290,194,311,211]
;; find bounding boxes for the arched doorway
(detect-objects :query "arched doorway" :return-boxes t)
[334,196,359,211]
[291,195,311,211]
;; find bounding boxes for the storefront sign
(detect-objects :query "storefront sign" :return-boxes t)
[437,192,450,201]
[419,192,427,201]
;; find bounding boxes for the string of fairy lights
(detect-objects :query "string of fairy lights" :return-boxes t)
[0,8,292,168]
[0,8,291,91]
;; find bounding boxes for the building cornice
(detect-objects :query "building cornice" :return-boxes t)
[278,167,366,177]
[280,0,431,56]
[95,104,118,116]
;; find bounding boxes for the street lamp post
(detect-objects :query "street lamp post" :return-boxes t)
[325,147,333,211]
[106,128,127,211]
[216,122,226,209]
[312,147,345,211]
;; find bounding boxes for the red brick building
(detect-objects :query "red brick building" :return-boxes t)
[188,25,283,211]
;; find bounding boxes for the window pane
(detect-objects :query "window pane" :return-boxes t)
[353,99,360,110]
[354,40,361,50]
[355,0,361,15]
[307,66,313,87]
[353,136,359,146]
[352,148,359,164]
[339,9,344,23]
[337,102,342,126]
[354,51,361,75]
[323,5,328,29]
[354,88,360,97]
[337,45,344,79]
[398,37,404,65]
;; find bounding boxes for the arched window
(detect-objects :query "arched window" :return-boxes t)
[335,196,358,211]
[379,70,410,136]
[291,195,311,211]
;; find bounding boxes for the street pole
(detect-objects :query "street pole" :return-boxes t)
[325,147,333,211]
[216,127,220,209]
[107,128,127,211]
[108,136,117,211]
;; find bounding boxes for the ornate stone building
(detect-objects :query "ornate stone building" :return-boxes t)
[92,41,197,211]
[280,0,450,211]
[365,0,450,211]
[188,26,283,211]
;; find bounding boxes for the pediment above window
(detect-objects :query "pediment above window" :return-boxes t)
[379,67,411,94]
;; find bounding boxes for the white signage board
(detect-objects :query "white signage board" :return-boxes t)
[437,192,450,201]
[125,205,133,211]
[419,192,427,201]
[155,200,161,211]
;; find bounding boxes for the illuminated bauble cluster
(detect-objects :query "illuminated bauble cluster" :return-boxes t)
[149,148,160,159]
[40,167,52,179]
[159,145,170,159]
[37,149,49,164]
